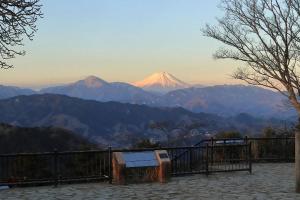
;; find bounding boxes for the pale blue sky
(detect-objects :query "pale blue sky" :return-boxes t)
[0,0,241,88]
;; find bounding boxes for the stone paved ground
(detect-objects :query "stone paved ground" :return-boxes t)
[1,163,300,200]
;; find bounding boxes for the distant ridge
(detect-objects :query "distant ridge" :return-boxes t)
[0,85,35,99]
[40,75,157,104]
[133,72,190,93]
[0,94,287,146]
[159,84,294,118]
[0,76,295,119]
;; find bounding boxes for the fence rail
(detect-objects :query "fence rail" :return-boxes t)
[0,137,294,187]
[0,150,111,186]
[249,137,294,162]
[168,143,251,176]
[195,137,295,162]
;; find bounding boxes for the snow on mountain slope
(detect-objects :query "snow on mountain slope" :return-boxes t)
[133,72,190,93]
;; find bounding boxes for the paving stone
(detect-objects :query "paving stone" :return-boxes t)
[1,164,300,200]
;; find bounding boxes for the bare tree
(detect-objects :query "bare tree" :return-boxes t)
[0,0,42,69]
[202,0,300,192]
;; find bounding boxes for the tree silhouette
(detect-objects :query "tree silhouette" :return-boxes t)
[202,0,300,110]
[0,0,42,69]
[202,0,300,192]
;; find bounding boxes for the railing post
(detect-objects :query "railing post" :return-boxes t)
[210,137,214,166]
[285,135,288,162]
[245,136,250,163]
[53,149,58,187]
[189,147,193,172]
[295,129,300,192]
[206,143,209,176]
[248,142,252,174]
[108,146,112,184]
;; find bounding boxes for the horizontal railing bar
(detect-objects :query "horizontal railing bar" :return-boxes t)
[209,144,249,148]
[208,169,250,173]
[211,159,249,162]
[0,177,110,187]
[248,137,295,141]
[195,137,295,145]
[0,180,54,186]
[171,171,207,176]
[112,146,207,152]
[0,150,109,157]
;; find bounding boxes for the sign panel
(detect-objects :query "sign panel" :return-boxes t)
[123,151,158,168]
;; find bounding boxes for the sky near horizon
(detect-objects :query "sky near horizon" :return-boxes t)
[0,0,242,89]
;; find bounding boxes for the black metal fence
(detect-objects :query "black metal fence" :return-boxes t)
[0,137,294,187]
[167,142,251,176]
[0,150,111,186]
[249,137,294,162]
[168,146,207,175]
[195,137,295,162]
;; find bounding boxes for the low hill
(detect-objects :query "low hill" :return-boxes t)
[0,123,98,154]
[0,94,287,147]
[0,94,222,146]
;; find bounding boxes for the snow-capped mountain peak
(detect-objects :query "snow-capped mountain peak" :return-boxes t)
[133,72,189,93]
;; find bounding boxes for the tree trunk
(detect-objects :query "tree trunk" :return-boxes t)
[296,120,300,192]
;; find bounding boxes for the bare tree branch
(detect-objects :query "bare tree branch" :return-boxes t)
[202,0,300,114]
[0,0,42,69]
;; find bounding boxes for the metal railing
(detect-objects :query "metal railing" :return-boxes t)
[0,137,294,187]
[196,137,295,162]
[0,149,111,186]
[249,137,294,162]
[168,143,251,176]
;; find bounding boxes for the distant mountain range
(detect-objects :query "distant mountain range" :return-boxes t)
[0,94,289,147]
[0,85,35,99]
[158,85,295,118]
[0,72,296,119]
[40,76,157,104]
